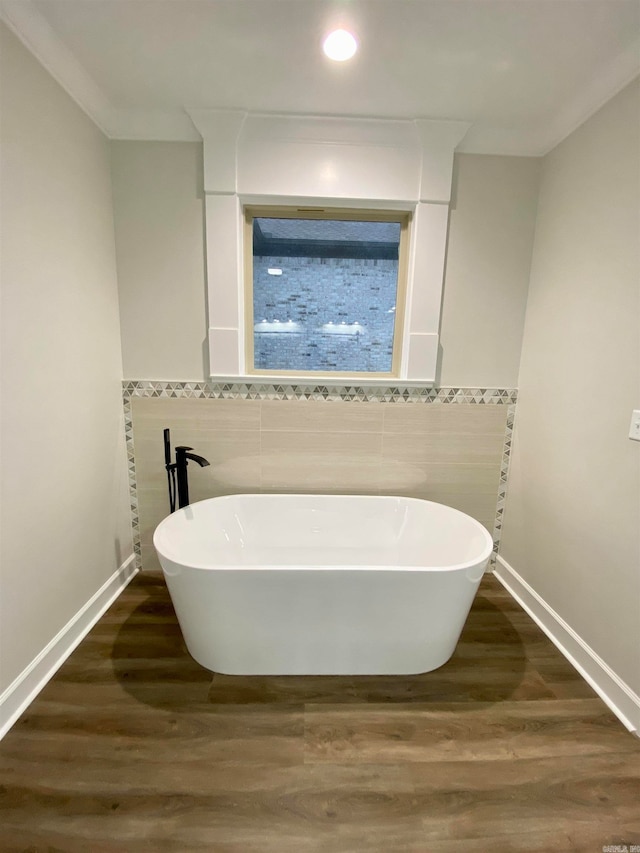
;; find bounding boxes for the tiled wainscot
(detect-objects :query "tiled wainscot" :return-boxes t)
[124,383,516,572]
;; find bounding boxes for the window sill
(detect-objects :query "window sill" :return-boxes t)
[210,374,436,388]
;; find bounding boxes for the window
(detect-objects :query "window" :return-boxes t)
[198,111,462,382]
[244,208,410,377]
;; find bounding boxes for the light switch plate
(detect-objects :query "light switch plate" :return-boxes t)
[629,410,640,441]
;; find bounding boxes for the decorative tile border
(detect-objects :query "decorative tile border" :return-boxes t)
[123,380,518,405]
[122,394,141,565]
[122,381,518,570]
[493,403,517,562]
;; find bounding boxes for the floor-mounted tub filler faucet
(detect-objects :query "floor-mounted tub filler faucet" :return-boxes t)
[163,428,210,512]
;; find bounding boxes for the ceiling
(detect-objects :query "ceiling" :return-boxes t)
[2,0,639,154]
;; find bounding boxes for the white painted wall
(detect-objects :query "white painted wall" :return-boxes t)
[0,24,133,693]
[500,79,640,697]
[439,155,540,388]
[111,141,207,380]
[112,145,540,386]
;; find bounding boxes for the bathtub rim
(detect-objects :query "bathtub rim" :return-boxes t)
[153,493,494,574]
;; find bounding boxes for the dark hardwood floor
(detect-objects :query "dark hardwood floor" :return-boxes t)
[1,572,638,852]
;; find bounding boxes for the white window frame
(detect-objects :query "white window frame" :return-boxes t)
[189,110,469,383]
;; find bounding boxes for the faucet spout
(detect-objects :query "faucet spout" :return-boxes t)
[185,451,210,468]
[174,445,210,509]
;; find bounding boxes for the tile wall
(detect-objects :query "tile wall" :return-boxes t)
[125,382,516,572]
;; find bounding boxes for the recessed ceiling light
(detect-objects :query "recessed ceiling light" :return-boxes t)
[323,29,358,62]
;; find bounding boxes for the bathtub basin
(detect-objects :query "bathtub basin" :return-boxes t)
[153,494,493,675]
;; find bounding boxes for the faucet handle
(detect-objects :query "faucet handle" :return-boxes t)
[163,428,172,467]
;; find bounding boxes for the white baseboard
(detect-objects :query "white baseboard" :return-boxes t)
[0,556,139,740]
[494,555,640,735]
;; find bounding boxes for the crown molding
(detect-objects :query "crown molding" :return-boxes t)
[109,109,202,142]
[0,0,116,136]
[456,121,552,157]
[459,35,640,156]
[537,37,640,156]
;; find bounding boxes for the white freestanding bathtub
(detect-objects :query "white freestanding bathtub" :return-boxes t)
[153,494,493,676]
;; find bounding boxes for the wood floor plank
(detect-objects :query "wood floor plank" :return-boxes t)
[544,680,600,700]
[410,751,640,844]
[3,709,305,768]
[207,669,555,704]
[29,679,215,710]
[0,760,414,797]
[303,700,636,764]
